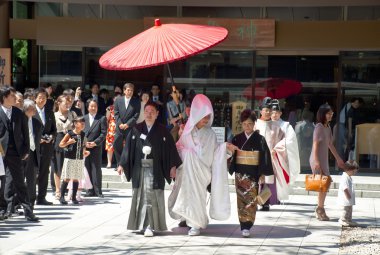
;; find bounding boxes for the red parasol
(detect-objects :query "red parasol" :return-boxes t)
[243,78,302,100]
[99,19,228,82]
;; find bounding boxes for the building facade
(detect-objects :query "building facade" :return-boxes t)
[1,0,380,172]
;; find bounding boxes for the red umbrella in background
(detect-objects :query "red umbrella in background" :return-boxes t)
[99,19,228,84]
[243,78,303,100]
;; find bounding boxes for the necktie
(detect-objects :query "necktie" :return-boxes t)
[29,119,35,151]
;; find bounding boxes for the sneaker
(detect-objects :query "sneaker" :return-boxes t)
[348,221,358,227]
[241,229,250,238]
[188,227,200,236]
[144,227,154,237]
[338,219,350,227]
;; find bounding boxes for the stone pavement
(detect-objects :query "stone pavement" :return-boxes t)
[0,189,379,255]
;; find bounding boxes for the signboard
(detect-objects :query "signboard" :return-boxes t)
[211,127,226,143]
[231,101,247,135]
[144,18,275,48]
[0,48,11,86]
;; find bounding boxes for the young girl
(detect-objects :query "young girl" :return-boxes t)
[338,160,359,227]
[59,117,90,205]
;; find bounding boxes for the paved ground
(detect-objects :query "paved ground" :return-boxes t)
[1,188,379,255]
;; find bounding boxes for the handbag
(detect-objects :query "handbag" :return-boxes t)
[305,173,332,192]
[256,184,272,205]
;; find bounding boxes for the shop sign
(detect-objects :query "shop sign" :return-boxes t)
[231,101,247,135]
[211,127,226,143]
[0,48,11,86]
[144,18,275,48]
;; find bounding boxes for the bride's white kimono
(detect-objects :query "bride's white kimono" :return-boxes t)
[168,94,230,229]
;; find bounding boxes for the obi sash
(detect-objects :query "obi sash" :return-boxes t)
[236,150,259,166]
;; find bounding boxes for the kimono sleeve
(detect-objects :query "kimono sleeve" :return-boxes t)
[228,136,238,175]
[162,129,182,184]
[119,128,136,181]
[259,136,274,176]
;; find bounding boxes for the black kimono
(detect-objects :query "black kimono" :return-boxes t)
[229,131,274,231]
[119,121,182,231]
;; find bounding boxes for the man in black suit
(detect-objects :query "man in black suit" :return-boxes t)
[0,86,38,221]
[84,83,106,116]
[84,99,107,197]
[151,84,166,125]
[34,88,56,205]
[113,83,141,165]
[23,99,43,207]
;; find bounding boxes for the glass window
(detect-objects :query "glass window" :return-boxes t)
[337,51,380,170]
[12,1,30,19]
[39,46,82,87]
[347,6,378,20]
[104,5,177,19]
[36,3,62,17]
[68,4,100,18]
[183,7,260,18]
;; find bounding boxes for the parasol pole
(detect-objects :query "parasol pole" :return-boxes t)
[166,63,175,86]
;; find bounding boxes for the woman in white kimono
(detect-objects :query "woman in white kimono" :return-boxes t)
[270,100,300,201]
[168,94,237,236]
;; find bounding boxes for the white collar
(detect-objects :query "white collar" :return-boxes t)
[1,105,11,112]
[245,132,253,139]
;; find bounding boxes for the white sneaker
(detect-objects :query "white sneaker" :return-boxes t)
[188,227,200,236]
[348,221,358,227]
[241,229,250,237]
[338,219,350,227]
[144,227,154,237]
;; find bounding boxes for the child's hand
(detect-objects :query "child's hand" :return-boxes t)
[84,150,90,157]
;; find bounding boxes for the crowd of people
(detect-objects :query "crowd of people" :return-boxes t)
[0,82,360,238]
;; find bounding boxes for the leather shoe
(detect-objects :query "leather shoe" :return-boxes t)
[36,199,53,206]
[260,205,270,211]
[84,193,95,197]
[25,213,39,222]
[5,211,13,218]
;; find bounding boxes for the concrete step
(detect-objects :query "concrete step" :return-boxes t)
[100,168,380,198]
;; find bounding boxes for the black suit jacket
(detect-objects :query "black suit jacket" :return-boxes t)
[31,117,43,167]
[84,113,107,151]
[0,106,30,159]
[114,96,140,135]
[34,106,57,140]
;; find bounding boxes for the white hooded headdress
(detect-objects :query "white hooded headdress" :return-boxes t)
[181,94,214,136]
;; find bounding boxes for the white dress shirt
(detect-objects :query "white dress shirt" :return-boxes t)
[1,105,12,120]
[89,114,95,127]
[124,97,131,110]
[28,117,36,151]
[37,106,46,125]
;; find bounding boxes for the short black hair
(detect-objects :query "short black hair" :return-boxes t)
[0,85,16,104]
[90,82,99,90]
[34,87,48,98]
[41,83,52,89]
[144,101,159,111]
[240,109,257,123]
[123,83,134,91]
[72,116,85,128]
[86,98,98,109]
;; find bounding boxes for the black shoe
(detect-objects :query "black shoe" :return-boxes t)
[36,199,53,206]
[97,194,104,198]
[260,205,270,211]
[72,199,79,205]
[25,213,39,222]
[178,221,188,228]
[60,197,68,205]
